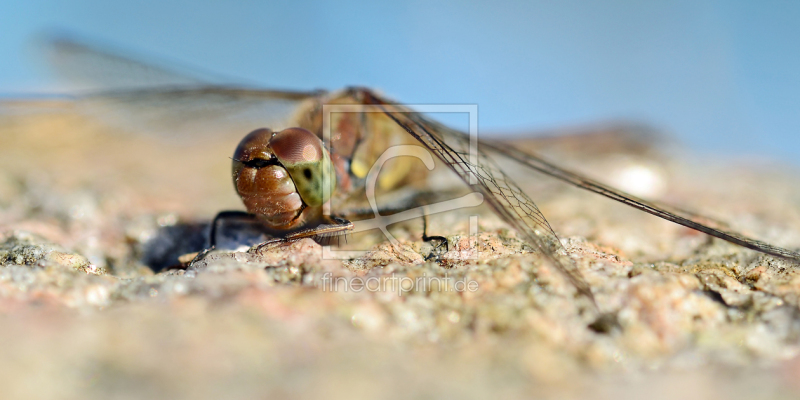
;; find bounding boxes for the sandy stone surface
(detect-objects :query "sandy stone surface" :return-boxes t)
[2,102,800,400]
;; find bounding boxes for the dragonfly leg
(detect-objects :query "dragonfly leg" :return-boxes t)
[249,215,355,253]
[422,212,448,262]
[191,212,353,267]
[208,210,255,247]
[188,210,255,268]
[338,190,464,262]
[248,237,289,253]
[187,246,216,269]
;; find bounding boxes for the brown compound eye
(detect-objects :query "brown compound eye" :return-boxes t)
[232,128,303,228]
[267,128,336,207]
[268,127,324,166]
[232,128,276,195]
[230,127,338,229]
[232,128,275,166]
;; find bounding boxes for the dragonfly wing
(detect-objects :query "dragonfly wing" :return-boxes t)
[361,90,597,306]
[36,34,323,140]
[40,32,211,90]
[482,140,800,262]
[74,87,319,140]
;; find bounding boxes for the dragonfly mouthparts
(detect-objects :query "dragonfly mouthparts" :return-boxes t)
[242,157,280,169]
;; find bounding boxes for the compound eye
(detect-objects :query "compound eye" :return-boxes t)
[268,128,336,207]
[233,128,274,163]
[269,128,324,165]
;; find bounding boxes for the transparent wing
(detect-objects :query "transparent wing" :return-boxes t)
[40,32,211,90]
[36,34,323,140]
[74,87,319,140]
[359,90,598,305]
[481,140,800,262]
[361,88,800,307]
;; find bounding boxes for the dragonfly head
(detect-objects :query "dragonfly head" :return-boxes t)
[232,127,336,229]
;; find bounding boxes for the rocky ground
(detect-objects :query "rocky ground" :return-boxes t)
[2,102,800,400]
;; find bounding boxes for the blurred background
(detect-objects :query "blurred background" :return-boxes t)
[0,0,798,165]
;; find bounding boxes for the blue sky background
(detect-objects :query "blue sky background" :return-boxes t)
[1,0,798,164]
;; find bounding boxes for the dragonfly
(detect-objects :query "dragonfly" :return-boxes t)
[21,35,800,307]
